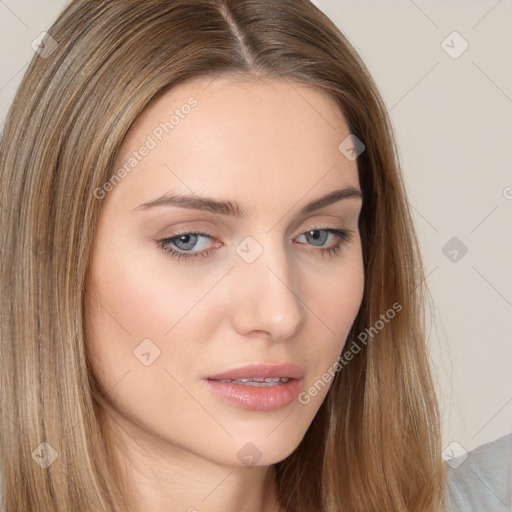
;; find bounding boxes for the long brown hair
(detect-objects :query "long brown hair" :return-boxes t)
[0,0,446,510]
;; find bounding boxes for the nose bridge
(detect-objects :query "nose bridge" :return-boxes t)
[230,234,305,339]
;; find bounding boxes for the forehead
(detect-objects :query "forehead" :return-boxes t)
[123,74,350,150]
[109,75,360,214]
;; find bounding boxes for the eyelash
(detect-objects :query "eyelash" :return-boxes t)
[156,227,354,262]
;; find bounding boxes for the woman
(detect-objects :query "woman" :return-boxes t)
[0,0,447,510]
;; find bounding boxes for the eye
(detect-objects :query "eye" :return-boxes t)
[156,227,354,262]
[157,230,216,261]
[295,228,354,258]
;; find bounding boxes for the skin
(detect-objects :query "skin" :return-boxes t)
[84,74,365,512]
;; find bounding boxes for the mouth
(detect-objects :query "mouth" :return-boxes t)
[204,363,304,411]
[206,362,304,381]
[210,377,291,386]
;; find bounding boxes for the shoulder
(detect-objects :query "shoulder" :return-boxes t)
[445,432,512,511]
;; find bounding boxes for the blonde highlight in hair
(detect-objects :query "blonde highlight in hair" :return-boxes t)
[0,0,446,510]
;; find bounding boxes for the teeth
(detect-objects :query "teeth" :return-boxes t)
[214,377,290,385]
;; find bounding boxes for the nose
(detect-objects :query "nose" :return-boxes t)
[229,238,306,341]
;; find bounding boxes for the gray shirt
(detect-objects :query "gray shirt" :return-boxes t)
[445,432,512,511]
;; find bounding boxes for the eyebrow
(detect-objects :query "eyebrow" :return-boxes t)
[133,186,362,218]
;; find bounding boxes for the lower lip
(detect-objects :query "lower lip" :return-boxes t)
[203,378,304,411]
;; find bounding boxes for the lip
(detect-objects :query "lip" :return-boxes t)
[204,363,305,411]
[204,377,304,411]
[206,363,305,381]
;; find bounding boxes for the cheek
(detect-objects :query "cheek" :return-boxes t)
[84,240,246,429]
[300,246,364,395]
[83,247,222,438]
[86,242,224,340]
[314,242,365,335]
[83,241,222,389]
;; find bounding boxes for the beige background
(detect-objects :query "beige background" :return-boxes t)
[1,0,511,458]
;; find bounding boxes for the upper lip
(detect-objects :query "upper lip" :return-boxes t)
[206,363,304,380]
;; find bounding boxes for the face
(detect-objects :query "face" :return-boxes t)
[84,75,365,469]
